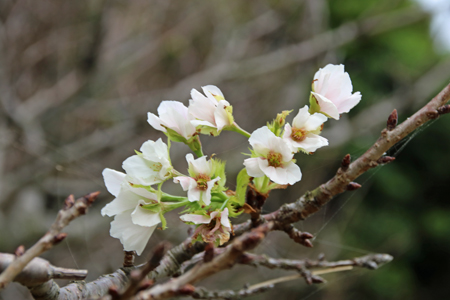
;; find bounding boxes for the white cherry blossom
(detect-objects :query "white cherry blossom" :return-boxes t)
[147,101,196,140]
[180,208,232,245]
[101,168,161,255]
[173,154,220,206]
[122,138,172,186]
[244,126,302,185]
[311,64,361,120]
[283,106,328,153]
[189,85,233,134]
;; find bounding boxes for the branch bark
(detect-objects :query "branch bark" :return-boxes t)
[0,192,99,290]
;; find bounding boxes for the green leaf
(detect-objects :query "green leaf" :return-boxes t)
[235,168,250,206]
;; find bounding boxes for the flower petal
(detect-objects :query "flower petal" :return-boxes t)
[103,168,126,197]
[101,189,141,217]
[311,92,340,120]
[110,211,156,255]
[131,200,161,227]
[180,213,212,224]
[292,106,310,129]
[304,113,327,131]
[243,157,266,178]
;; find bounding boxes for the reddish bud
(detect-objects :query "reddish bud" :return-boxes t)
[347,182,362,191]
[15,245,25,257]
[137,279,154,291]
[341,154,351,170]
[64,195,75,210]
[300,232,314,240]
[302,239,314,248]
[438,105,450,115]
[178,284,196,295]
[84,191,100,204]
[377,156,395,164]
[53,233,68,244]
[387,109,398,131]
[108,285,121,299]
[311,275,326,284]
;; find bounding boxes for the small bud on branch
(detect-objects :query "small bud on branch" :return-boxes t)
[386,109,398,131]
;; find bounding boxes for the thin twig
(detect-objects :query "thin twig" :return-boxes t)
[0,192,99,290]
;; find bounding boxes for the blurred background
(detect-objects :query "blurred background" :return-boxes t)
[1,0,450,299]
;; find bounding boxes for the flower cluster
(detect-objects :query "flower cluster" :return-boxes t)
[101,64,361,254]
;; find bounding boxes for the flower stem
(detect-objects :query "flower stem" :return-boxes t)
[161,193,188,202]
[228,122,251,138]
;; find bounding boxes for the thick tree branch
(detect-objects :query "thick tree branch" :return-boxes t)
[0,192,99,290]
[0,254,87,287]
[135,223,273,300]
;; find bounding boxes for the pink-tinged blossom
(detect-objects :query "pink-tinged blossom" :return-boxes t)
[189,85,233,134]
[101,168,161,255]
[283,106,328,153]
[244,126,302,185]
[180,208,232,245]
[311,64,361,120]
[147,101,196,140]
[122,138,172,186]
[173,154,220,206]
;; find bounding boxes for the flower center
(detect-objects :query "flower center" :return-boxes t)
[149,162,163,172]
[195,174,211,191]
[267,151,282,168]
[290,128,307,142]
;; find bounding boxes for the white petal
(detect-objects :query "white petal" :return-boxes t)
[214,100,232,130]
[292,106,310,128]
[311,92,340,120]
[180,213,212,224]
[157,101,195,139]
[335,92,361,114]
[188,155,212,176]
[203,177,220,206]
[122,155,159,186]
[101,189,140,217]
[202,85,224,100]
[243,158,265,178]
[191,119,216,128]
[103,168,126,197]
[304,113,327,131]
[127,184,158,200]
[147,112,166,132]
[220,208,231,229]
[110,211,156,255]
[249,126,274,149]
[174,176,197,191]
[140,139,169,163]
[189,89,216,124]
[259,161,301,185]
[131,200,161,227]
[295,133,328,153]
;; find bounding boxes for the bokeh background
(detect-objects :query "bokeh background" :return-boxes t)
[1,0,450,299]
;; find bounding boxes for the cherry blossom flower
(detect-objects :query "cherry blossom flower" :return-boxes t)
[173,154,220,206]
[101,168,161,255]
[283,106,328,153]
[244,126,302,185]
[122,138,172,186]
[311,64,361,120]
[189,85,234,135]
[147,101,196,141]
[180,208,232,245]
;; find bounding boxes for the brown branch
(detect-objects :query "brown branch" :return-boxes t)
[0,192,99,290]
[135,223,273,300]
[0,253,87,287]
[239,253,393,272]
[116,242,170,300]
[189,285,274,299]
